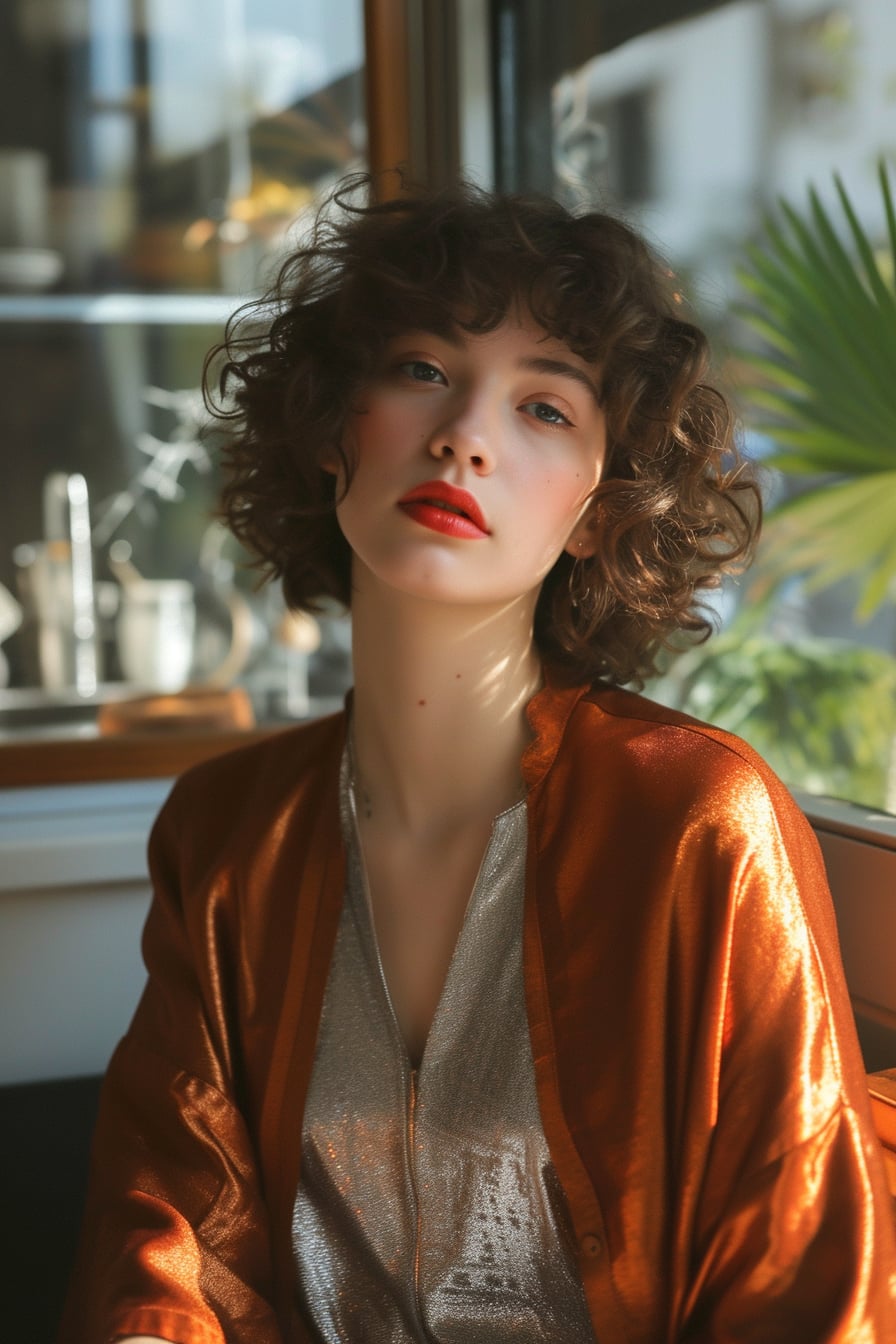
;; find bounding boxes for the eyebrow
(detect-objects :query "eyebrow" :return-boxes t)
[520,357,603,409]
[391,331,603,408]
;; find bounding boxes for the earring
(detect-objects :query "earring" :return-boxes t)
[568,541,592,614]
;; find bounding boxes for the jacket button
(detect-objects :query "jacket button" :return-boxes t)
[580,1233,602,1258]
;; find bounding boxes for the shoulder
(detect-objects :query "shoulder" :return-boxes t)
[176,707,344,795]
[580,684,764,763]
[155,708,347,853]
[554,689,839,993]
[577,684,788,799]
[562,685,818,865]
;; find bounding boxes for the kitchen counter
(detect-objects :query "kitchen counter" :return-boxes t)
[0,687,344,788]
[0,724,279,788]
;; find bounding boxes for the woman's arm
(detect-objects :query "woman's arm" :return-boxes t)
[681,770,896,1339]
[57,779,283,1344]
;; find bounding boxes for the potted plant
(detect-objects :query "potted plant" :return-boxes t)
[651,161,896,811]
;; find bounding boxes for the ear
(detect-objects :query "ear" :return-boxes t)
[319,443,343,476]
[564,506,600,559]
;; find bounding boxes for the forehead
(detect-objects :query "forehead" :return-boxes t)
[388,310,591,363]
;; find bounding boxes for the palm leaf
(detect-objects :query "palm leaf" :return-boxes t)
[754,473,896,616]
[881,159,896,261]
[762,205,896,382]
[741,230,896,416]
[736,160,896,617]
[744,383,895,457]
[736,352,808,394]
[731,295,797,356]
[735,276,896,444]
[763,431,895,475]
[832,175,896,316]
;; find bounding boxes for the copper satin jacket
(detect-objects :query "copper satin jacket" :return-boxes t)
[59,679,896,1344]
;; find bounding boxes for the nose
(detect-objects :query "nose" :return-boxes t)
[427,402,496,474]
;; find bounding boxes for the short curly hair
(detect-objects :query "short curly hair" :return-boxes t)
[207,176,759,687]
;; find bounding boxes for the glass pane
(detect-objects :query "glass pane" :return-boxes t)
[551,0,896,814]
[1,0,365,291]
[0,0,364,715]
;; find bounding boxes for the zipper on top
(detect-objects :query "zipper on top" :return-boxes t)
[346,774,432,1342]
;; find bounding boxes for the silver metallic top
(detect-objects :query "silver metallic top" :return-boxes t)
[291,751,596,1343]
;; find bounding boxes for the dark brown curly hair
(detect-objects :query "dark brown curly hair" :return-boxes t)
[207,176,759,687]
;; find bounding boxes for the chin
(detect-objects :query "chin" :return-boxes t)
[348,542,551,611]
[364,569,538,614]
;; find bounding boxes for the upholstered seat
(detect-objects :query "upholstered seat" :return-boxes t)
[0,1074,101,1343]
[867,1070,896,1210]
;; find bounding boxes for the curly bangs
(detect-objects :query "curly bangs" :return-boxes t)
[207,175,760,688]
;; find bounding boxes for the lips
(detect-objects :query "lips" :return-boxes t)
[398,481,490,539]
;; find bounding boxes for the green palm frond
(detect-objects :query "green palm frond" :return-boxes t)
[735,159,896,616]
[757,474,896,617]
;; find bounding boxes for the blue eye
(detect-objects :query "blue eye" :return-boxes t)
[524,401,572,426]
[399,360,445,384]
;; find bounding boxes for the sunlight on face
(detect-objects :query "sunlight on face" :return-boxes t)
[335,312,607,614]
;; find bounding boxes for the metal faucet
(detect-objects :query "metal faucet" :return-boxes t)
[40,472,100,696]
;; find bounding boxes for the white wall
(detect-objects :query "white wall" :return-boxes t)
[554,0,896,309]
[0,778,170,1084]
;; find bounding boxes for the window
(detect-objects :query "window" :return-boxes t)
[546,0,896,818]
[0,0,365,713]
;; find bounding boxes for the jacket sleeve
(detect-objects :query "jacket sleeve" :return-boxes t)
[57,779,285,1344]
[678,769,896,1342]
[681,1103,895,1343]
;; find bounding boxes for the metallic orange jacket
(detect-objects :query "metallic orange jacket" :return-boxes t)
[60,680,896,1343]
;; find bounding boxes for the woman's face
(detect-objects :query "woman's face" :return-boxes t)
[334,312,607,611]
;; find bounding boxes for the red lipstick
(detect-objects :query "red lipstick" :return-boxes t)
[398,481,490,540]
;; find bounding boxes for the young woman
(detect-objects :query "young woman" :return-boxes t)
[61,182,895,1343]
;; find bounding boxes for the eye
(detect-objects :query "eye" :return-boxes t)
[398,360,446,385]
[522,400,573,427]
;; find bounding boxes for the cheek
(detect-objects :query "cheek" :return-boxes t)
[336,413,386,498]
[353,396,426,460]
[536,465,598,528]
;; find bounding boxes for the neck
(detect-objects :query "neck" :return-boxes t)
[348,568,543,838]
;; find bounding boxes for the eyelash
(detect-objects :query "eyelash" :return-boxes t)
[398,360,445,384]
[396,361,574,428]
[523,401,573,427]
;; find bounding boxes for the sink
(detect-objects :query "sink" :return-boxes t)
[0,685,345,742]
[0,686,125,738]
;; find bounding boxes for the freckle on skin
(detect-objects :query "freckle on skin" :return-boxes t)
[418,699,426,707]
